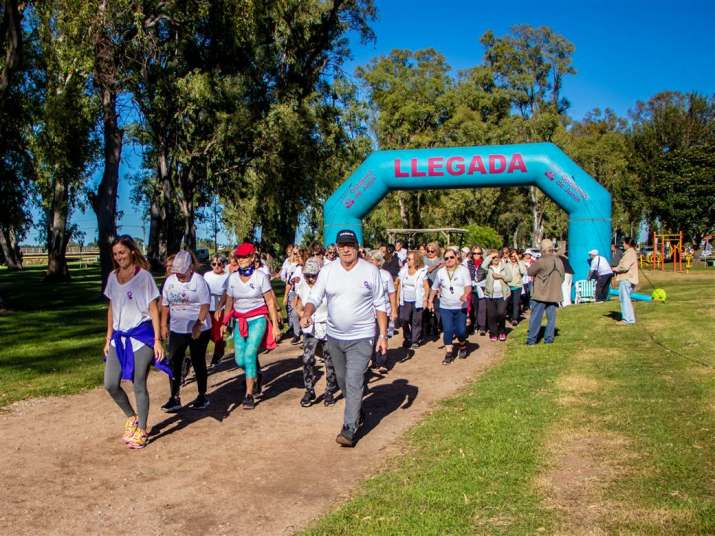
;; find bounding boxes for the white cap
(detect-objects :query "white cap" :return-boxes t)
[588,249,599,256]
[172,250,192,274]
[461,246,470,254]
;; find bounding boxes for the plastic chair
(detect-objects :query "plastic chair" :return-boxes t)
[574,279,596,304]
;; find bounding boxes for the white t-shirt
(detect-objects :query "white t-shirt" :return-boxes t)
[379,268,396,316]
[161,273,211,334]
[202,271,230,311]
[296,280,328,338]
[590,255,613,276]
[258,264,272,277]
[307,258,387,340]
[104,268,160,352]
[396,248,407,266]
[280,258,294,282]
[227,270,272,313]
[432,265,471,310]
[401,270,418,302]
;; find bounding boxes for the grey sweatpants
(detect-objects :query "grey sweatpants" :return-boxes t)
[104,344,154,429]
[326,336,373,435]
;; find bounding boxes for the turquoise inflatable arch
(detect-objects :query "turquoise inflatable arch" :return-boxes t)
[322,142,612,283]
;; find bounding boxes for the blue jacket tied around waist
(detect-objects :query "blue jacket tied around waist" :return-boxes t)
[110,320,172,381]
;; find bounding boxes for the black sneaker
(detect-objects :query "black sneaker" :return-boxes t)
[335,427,355,447]
[358,408,366,429]
[300,390,316,407]
[410,342,420,350]
[457,345,468,359]
[290,336,301,345]
[255,371,263,397]
[242,394,255,410]
[189,395,210,410]
[442,351,455,365]
[161,397,181,413]
[479,331,486,337]
[323,392,336,406]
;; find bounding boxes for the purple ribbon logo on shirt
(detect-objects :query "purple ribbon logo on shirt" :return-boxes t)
[363,281,370,289]
[127,291,133,300]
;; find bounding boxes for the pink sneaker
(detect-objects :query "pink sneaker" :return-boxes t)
[489,336,497,342]
[498,333,507,342]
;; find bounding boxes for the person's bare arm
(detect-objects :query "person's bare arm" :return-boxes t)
[149,299,165,360]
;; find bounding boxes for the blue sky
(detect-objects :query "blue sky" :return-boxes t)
[58,0,715,247]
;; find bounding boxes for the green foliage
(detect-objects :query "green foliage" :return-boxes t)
[629,92,715,241]
[464,223,502,249]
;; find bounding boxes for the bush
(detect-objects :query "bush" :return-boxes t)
[464,224,502,249]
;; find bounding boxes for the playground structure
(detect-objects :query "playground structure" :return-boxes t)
[640,231,685,272]
[322,142,612,284]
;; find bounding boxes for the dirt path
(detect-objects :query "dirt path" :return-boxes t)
[0,334,503,536]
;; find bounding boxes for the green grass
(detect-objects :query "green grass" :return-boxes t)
[303,271,715,535]
[0,263,286,408]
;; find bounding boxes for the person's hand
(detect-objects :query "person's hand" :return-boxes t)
[191,321,202,340]
[213,310,222,322]
[300,314,312,329]
[459,293,467,303]
[153,340,165,361]
[466,317,472,327]
[220,324,227,337]
[427,301,434,312]
[375,336,388,355]
[423,300,429,310]
[103,339,110,357]
[161,324,169,341]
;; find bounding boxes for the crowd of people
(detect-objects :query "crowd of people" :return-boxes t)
[103,232,638,449]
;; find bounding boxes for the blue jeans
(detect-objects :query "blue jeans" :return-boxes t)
[527,301,557,344]
[439,307,467,346]
[618,280,636,324]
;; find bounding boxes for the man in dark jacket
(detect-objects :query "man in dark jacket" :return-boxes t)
[526,239,565,345]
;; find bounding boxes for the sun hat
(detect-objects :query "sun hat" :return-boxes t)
[588,249,599,256]
[303,257,322,275]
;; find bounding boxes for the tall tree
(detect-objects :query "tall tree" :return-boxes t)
[87,0,132,287]
[481,25,576,246]
[32,1,98,281]
[0,0,33,270]
[629,92,715,243]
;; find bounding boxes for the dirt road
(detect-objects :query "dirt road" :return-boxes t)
[0,335,503,535]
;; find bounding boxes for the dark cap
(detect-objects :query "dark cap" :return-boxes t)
[335,229,358,245]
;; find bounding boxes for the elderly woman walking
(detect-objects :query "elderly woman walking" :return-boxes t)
[484,251,513,341]
[396,251,430,349]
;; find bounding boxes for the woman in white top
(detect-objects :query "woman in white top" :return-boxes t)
[160,250,212,412]
[283,247,304,344]
[428,250,472,364]
[221,242,280,410]
[366,250,398,373]
[103,235,165,449]
[203,254,229,368]
[484,251,513,342]
[395,251,430,349]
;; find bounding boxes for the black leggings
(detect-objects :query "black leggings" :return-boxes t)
[168,330,210,398]
[486,298,507,337]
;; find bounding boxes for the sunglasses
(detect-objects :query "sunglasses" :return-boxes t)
[211,262,222,267]
[427,249,436,253]
[305,274,317,279]
[444,255,455,260]
[472,251,482,255]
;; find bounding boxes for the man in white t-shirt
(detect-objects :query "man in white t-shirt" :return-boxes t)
[301,230,387,447]
[588,249,614,302]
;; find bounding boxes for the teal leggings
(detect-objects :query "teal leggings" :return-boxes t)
[233,316,266,379]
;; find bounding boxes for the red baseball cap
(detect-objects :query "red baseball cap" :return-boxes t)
[234,242,256,257]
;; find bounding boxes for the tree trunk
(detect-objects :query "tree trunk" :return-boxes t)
[89,0,123,290]
[45,177,71,281]
[0,226,22,269]
[529,186,544,247]
[0,0,23,94]
[147,184,163,270]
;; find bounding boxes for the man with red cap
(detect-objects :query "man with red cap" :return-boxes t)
[300,229,388,447]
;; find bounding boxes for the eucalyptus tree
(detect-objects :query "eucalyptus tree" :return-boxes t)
[32,1,98,281]
[481,25,576,246]
[0,0,34,270]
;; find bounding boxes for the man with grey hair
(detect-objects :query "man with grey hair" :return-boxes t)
[526,239,565,345]
[300,230,388,447]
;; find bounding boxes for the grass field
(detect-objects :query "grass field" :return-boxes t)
[303,270,715,535]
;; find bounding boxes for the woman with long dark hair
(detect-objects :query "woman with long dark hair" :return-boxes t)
[103,235,168,449]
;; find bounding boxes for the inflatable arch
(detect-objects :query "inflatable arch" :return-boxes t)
[323,142,612,283]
